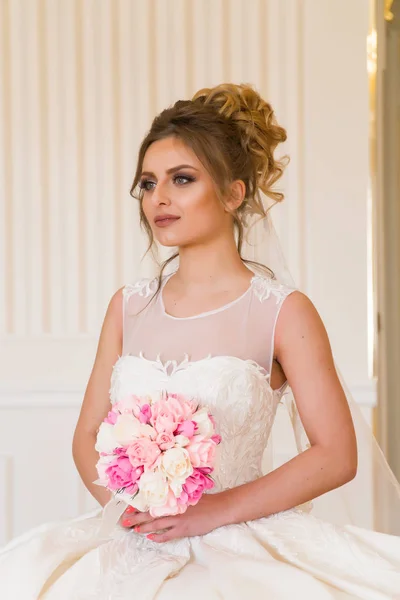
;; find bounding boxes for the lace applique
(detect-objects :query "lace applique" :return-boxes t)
[138,351,195,378]
[252,275,296,304]
[135,351,270,380]
[123,277,158,300]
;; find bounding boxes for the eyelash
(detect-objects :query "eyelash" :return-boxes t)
[139,174,195,192]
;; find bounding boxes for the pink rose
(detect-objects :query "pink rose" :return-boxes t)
[150,487,188,518]
[176,420,196,438]
[211,434,222,445]
[104,410,118,425]
[105,454,142,493]
[150,397,185,433]
[138,404,152,424]
[156,431,175,450]
[183,468,214,505]
[187,435,216,468]
[131,395,154,419]
[168,394,197,419]
[127,438,161,469]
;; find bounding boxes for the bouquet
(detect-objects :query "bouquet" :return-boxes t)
[95,391,221,517]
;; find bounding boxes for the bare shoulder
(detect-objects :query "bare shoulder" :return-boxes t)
[98,286,124,333]
[274,290,331,356]
[107,286,125,317]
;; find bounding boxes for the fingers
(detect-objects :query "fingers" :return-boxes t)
[119,507,182,542]
[146,529,179,543]
[121,507,152,528]
[122,505,137,518]
[136,518,172,534]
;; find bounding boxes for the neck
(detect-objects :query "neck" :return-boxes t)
[171,235,253,289]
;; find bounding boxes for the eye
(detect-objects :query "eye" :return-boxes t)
[173,174,195,185]
[138,178,155,192]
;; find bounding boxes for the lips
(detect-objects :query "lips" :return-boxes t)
[154,214,180,226]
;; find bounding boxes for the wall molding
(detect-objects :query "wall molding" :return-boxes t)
[0,382,377,409]
[0,454,13,545]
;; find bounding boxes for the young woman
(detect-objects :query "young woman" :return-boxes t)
[1,83,399,599]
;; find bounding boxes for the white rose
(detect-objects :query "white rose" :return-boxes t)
[160,447,193,483]
[174,435,190,447]
[95,423,120,453]
[130,489,149,512]
[169,479,183,498]
[113,414,142,445]
[94,453,115,485]
[192,407,214,437]
[139,423,157,440]
[134,470,169,509]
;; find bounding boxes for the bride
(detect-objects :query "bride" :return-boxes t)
[1,83,400,599]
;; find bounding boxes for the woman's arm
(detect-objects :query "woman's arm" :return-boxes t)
[72,288,124,508]
[220,290,358,525]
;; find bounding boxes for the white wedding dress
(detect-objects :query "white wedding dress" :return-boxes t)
[1,272,400,600]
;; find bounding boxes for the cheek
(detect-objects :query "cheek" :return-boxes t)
[185,186,225,227]
[141,196,151,221]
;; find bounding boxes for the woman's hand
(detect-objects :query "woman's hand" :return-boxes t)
[120,493,227,543]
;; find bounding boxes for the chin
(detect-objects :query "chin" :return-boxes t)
[154,233,183,247]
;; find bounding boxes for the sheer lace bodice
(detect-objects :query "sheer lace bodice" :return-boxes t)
[110,272,295,493]
[121,271,296,372]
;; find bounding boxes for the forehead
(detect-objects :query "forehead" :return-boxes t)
[142,137,202,171]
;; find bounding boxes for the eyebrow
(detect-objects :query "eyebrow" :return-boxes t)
[140,164,200,178]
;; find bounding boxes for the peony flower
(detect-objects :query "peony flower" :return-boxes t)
[131,469,169,512]
[155,431,175,451]
[192,407,215,437]
[176,420,196,438]
[183,468,214,506]
[95,422,121,454]
[186,435,216,468]
[105,454,140,493]
[150,487,188,517]
[160,447,193,483]
[127,438,161,470]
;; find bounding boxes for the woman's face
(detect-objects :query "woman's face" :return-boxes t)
[140,136,234,248]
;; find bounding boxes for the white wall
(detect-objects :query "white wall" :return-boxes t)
[0,0,372,540]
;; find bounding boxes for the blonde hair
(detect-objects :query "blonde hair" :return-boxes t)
[130,82,288,286]
[191,83,287,219]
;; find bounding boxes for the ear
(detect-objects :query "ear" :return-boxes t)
[224,180,246,212]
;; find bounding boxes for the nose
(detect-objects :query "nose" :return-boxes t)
[151,181,171,207]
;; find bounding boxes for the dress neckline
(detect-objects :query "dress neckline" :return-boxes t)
[159,271,257,321]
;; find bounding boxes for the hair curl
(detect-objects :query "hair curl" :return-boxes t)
[130,82,288,294]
